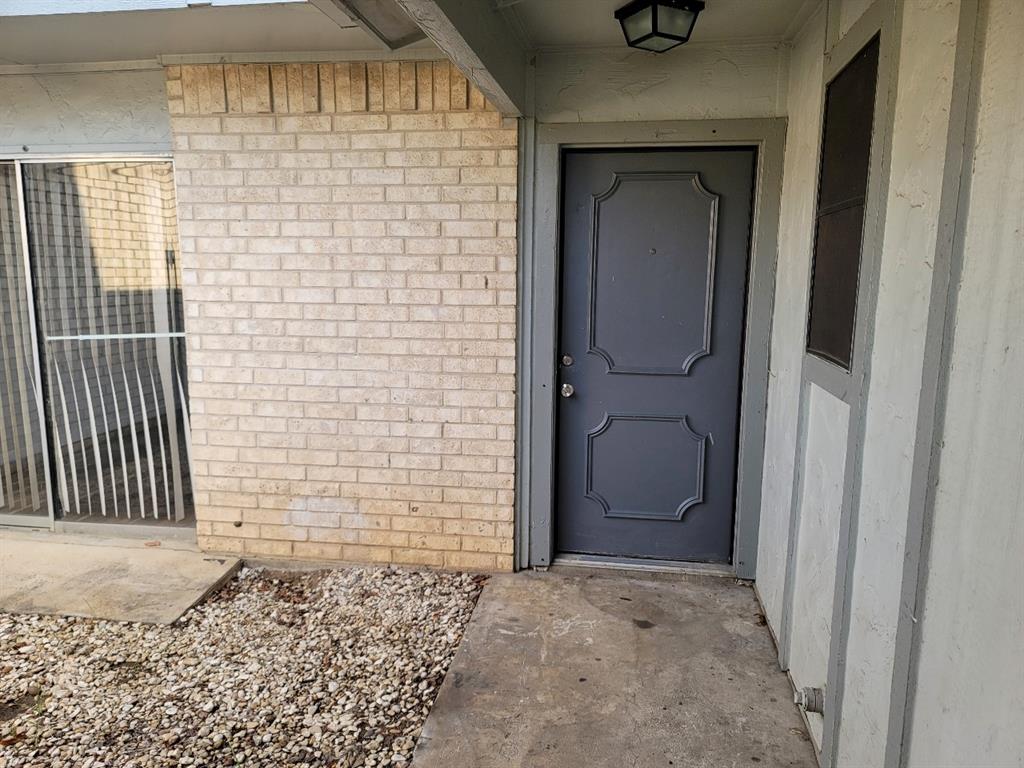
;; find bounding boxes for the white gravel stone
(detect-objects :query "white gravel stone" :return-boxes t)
[0,566,485,767]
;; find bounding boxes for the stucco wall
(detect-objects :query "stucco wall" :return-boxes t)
[167,62,517,570]
[906,0,1024,763]
[837,0,874,37]
[0,68,171,154]
[835,1,964,761]
[533,41,788,124]
[788,382,849,749]
[754,8,825,633]
[753,2,1013,763]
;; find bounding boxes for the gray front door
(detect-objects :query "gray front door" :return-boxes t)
[556,148,756,563]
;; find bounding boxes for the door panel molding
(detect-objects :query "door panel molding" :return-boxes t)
[585,413,708,521]
[588,171,719,377]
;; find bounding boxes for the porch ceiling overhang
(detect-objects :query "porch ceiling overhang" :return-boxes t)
[504,0,821,49]
[393,0,527,116]
[0,1,437,68]
[0,0,820,119]
[386,0,821,117]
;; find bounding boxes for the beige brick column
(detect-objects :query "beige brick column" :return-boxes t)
[165,61,516,570]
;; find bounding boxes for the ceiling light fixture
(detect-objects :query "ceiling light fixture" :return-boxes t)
[614,0,705,53]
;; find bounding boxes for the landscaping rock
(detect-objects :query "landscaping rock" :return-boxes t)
[0,566,485,767]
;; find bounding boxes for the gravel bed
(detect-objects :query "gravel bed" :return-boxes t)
[0,566,485,768]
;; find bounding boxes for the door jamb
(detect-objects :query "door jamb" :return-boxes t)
[515,118,787,578]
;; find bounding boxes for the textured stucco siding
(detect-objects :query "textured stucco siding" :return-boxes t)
[906,0,1024,763]
[166,61,517,570]
[836,1,964,761]
[534,41,789,124]
[788,383,850,749]
[837,0,875,37]
[0,69,171,154]
[753,2,1017,764]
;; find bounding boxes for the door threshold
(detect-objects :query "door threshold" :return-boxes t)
[553,553,735,578]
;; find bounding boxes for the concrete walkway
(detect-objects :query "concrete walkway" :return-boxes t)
[0,529,239,624]
[414,568,817,768]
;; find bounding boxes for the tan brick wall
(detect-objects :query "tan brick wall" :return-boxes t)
[165,61,517,570]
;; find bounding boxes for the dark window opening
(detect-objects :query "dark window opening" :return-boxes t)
[806,35,881,370]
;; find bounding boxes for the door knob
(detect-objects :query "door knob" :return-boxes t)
[561,383,575,398]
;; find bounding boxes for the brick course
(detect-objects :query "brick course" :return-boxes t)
[166,61,516,570]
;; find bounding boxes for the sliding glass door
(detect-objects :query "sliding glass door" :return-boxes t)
[0,163,50,523]
[0,159,193,527]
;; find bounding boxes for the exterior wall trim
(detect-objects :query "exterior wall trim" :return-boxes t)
[782,0,983,763]
[158,50,443,66]
[888,1,982,764]
[778,0,897,679]
[0,60,162,76]
[517,117,787,579]
[788,2,906,764]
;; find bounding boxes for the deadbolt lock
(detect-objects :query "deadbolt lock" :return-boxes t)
[561,354,574,366]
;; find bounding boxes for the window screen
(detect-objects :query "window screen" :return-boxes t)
[806,36,880,369]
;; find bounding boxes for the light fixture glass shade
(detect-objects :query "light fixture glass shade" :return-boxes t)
[634,35,679,52]
[615,0,705,53]
[658,7,698,38]
[620,5,654,43]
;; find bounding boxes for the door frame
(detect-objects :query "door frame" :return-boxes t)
[516,118,787,578]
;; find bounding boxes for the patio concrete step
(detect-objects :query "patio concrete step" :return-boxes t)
[0,529,239,624]
[413,568,816,768]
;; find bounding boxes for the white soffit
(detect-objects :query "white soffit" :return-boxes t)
[0,0,304,14]
[0,1,432,66]
[506,0,822,49]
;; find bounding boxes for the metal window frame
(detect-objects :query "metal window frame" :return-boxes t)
[803,34,881,373]
[0,160,55,528]
[0,152,195,538]
[515,117,787,580]
[2,153,174,163]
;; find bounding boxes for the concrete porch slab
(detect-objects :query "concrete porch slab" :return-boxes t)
[413,568,817,768]
[0,529,240,624]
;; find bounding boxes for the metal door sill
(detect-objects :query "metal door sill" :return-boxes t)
[55,520,197,542]
[553,553,735,578]
[0,513,51,529]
